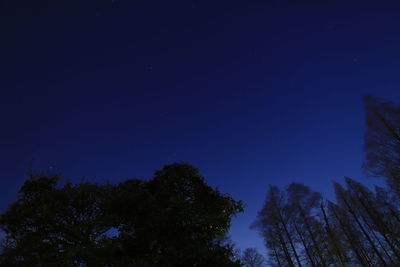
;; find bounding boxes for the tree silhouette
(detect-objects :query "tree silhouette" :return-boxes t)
[255,180,400,266]
[0,163,243,266]
[363,95,400,194]
[241,248,264,267]
[253,96,400,266]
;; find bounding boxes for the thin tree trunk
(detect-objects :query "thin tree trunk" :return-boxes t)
[341,196,388,266]
[320,203,346,267]
[347,181,400,260]
[272,246,283,267]
[276,224,296,267]
[357,194,400,261]
[330,204,372,267]
[300,210,328,267]
[274,203,303,267]
[359,212,397,266]
[293,220,316,267]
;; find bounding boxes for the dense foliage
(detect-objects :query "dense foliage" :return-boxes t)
[253,96,400,266]
[0,163,243,266]
[3,96,399,266]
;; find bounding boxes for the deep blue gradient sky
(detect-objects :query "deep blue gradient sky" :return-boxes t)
[2,0,400,253]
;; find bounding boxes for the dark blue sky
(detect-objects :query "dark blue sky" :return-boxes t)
[2,0,400,252]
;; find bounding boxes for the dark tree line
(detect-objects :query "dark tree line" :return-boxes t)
[0,163,243,266]
[253,96,400,266]
[2,96,399,266]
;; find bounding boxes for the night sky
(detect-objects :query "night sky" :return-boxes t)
[2,0,400,253]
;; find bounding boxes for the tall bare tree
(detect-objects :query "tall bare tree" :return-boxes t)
[363,95,400,194]
[241,248,265,267]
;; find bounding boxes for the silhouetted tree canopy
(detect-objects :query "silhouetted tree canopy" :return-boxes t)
[0,163,243,266]
[363,95,400,194]
[254,180,400,266]
[253,96,400,266]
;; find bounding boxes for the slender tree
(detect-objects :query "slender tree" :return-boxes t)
[252,186,297,266]
[255,96,400,266]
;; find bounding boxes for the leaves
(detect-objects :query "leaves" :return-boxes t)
[0,163,243,266]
